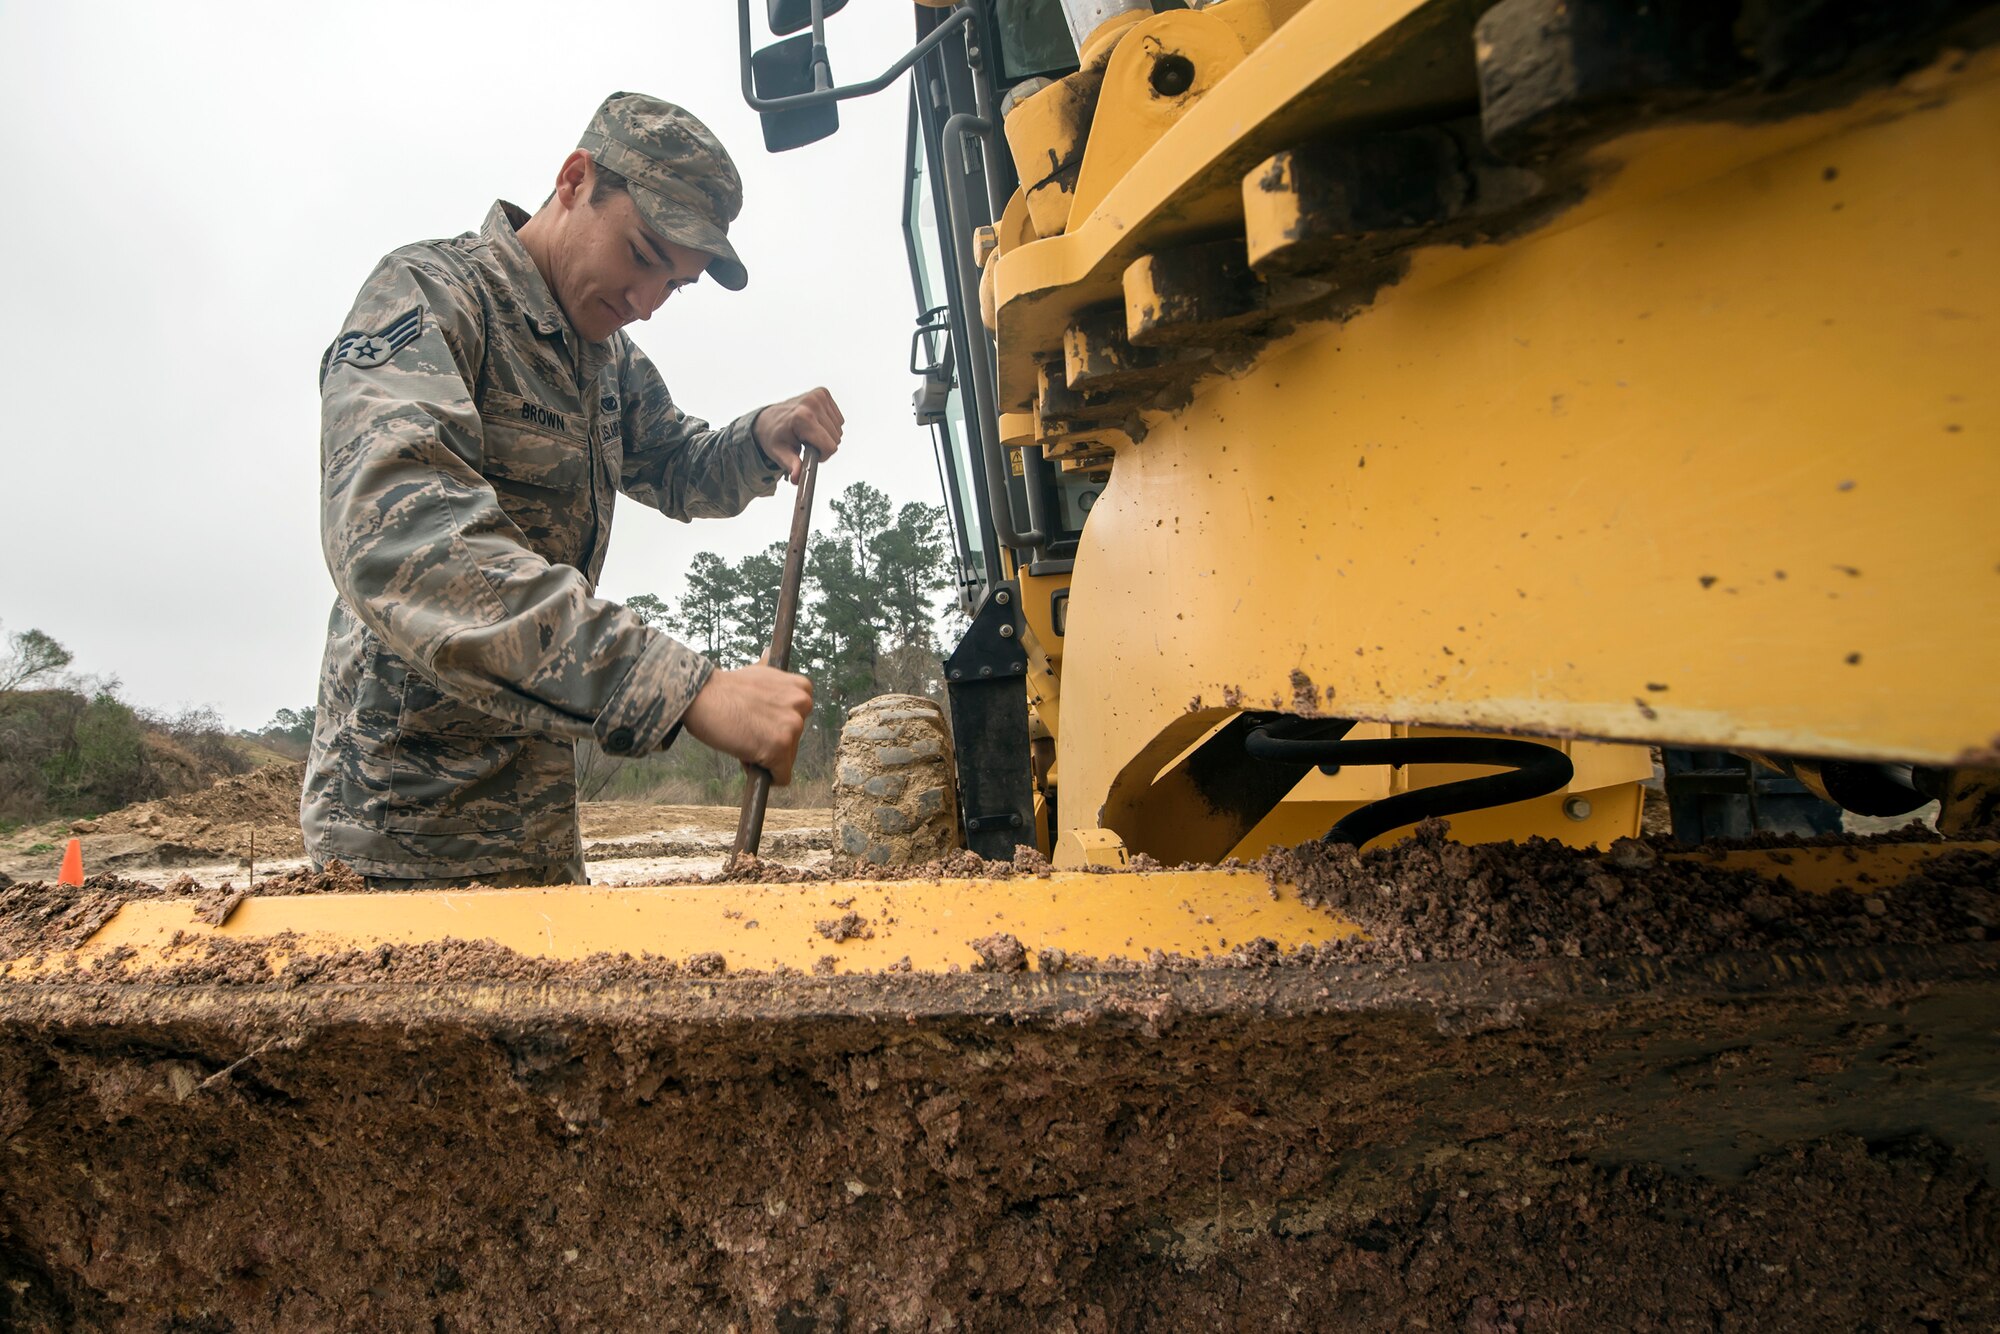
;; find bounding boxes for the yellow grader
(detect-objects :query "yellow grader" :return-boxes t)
[3,0,1998,1327]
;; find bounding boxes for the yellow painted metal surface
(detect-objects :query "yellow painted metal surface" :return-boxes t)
[1099,716,1648,862]
[975,0,1999,864]
[1053,827,1133,870]
[1063,5,1270,229]
[991,0,1435,408]
[1050,59,2000,849]
[1017,566,1068,667]
[22,869,1361,978]
[1224,726,1650,858]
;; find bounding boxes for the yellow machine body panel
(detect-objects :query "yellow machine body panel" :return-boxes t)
[1224,727,1649,859]
[979,0,1999,860]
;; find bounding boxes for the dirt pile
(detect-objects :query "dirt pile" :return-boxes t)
[1269,819,1998,962]
[67,761,307,865]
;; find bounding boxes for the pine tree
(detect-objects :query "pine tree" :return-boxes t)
[830,482,893,588]
[625,593,677,634]
[673,552,739,661]
[728,542,790,666]
[873,502,951,653]
[612,482,958,787]
[805,529,878,716]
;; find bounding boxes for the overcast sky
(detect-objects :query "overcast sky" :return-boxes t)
[0,2,948,730]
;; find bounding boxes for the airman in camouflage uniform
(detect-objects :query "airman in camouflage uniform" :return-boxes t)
[305,94,840,888]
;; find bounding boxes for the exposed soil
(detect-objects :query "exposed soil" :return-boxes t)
[0,763,310,878]
[2,959,1996,1331]
[1,822,1996,1327]
[0,772,835,888]
[1266,820,1998,963]
[578,801,829,842]
[586,828,827,861]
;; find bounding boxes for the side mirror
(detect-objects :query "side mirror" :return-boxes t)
[738,0,977,154]
[767,0,850,37]
[751,34,840,152]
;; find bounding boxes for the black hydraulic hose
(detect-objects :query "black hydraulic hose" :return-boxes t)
[1243,724,1575,849]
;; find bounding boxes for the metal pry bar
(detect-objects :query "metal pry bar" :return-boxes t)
[731,446,820,864]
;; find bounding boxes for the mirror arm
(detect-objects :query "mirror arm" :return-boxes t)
[739,0,977,112]
[809,0,831,91]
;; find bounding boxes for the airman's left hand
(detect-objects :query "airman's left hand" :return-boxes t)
[753,387,844,483]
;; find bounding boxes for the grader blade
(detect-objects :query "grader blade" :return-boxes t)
[2,842,1997,1329]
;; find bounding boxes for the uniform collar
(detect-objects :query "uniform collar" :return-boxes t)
[483,200,573,340]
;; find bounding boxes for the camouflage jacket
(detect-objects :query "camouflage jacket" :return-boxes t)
[303,201,781,880]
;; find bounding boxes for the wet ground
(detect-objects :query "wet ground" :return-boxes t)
[0,781,834,889]
[2,954,1995,1331]
[1,823,1995,1329]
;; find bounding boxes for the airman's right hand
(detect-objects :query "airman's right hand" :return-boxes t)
[680,664,814,785]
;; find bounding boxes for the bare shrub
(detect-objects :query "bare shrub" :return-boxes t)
[147,705,252,778]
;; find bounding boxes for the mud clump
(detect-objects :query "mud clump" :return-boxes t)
[0,874,180,960]
[192,885,248,926]
[684,951,727,977]
[814,910,873,943]
[1270,819,1999,962]
[250,859,368,896]
[1011,843,1052,876]
[969,932,1028,972]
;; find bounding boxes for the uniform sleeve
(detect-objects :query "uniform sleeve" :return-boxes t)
[319,252,713,757]
[615,339,784,519]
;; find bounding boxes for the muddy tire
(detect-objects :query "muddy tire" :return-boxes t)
[831,694,960,869]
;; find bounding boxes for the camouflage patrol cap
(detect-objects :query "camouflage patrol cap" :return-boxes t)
[579,92,749,291]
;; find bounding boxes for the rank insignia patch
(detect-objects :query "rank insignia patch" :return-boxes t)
[322,306,424,382]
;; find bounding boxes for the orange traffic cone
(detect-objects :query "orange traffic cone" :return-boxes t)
[57,837,84,888]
